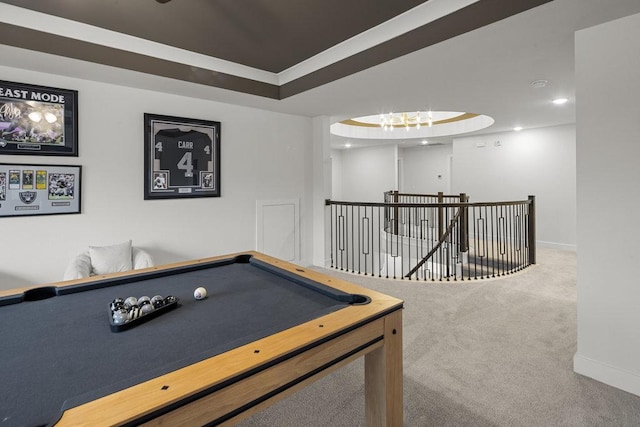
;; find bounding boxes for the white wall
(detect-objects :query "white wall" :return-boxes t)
[574,12,640,396]
[330,125,576,249]
[0,66,313,289]
[452,125,576,249]
[330,149,344,200]
[400,144,453,194]
[337,144,397,202]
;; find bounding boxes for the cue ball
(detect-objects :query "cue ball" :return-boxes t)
[194,287,207,300]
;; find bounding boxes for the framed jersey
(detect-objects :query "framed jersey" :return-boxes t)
[144,113,221,200]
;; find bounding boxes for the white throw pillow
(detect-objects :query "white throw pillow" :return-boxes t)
[89,240,133,275]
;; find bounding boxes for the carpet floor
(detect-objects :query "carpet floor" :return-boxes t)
[238,247,640,426]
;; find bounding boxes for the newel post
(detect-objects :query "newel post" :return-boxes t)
[459,193,469,253]
[528,195,536,265]
[437,191,444,240]
[392,190,399,236]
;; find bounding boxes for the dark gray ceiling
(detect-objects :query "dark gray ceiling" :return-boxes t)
[1,0,428,73]
[0,0,552,99]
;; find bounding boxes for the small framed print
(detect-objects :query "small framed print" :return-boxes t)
[0,80,78,156]
[0,163,81,217]
[144,113,221,200]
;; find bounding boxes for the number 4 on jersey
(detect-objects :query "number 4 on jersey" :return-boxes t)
[177,152,194,177]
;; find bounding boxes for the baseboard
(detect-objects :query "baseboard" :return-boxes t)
[308,258,332,269]
[298,257,331,269]
[537,240,577,251]
[574,353,640,397]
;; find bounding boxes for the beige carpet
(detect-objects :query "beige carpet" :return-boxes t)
[238,248,640,426]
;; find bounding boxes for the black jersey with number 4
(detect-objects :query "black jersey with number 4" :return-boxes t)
[154,128,212,187]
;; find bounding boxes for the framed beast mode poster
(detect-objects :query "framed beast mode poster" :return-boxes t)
[0,80,78,156]
[0,163,81,217]
[144,113,221,200]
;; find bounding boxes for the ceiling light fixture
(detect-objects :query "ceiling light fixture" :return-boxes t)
[380,111,433,132]
[552,97,568,105]
[421,140,429,145]
[514,126,523,131]
[531,79,548,89]
[332,111,494,140]
[345,143,352,148]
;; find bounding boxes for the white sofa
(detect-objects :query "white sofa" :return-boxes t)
[63,241,154,281]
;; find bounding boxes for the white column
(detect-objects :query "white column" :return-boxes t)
[574,11,640,396]
[311,116,332,266]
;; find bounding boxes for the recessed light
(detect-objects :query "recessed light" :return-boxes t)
[552,97,568,105]
[421,140,428,145]
[345,143,352,148]
[531,79,548,88]
[514,126,523,132]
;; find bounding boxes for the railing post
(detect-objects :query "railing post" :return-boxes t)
[527,195,536,265]
[325,199,333,268]
[459,193,468,253]
[437,191,444,240]
[392,190,399,236]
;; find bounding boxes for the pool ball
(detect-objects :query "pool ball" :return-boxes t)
[110,299,125,312]
[128,307,142,320]
[124,296,138,309]
[112,311,128,324]
[151,295,164,308]
[139,299,154,314]
[138,296,151,306]
[194,287,207,300]
[164,295,177,305]
[140,304,155,314]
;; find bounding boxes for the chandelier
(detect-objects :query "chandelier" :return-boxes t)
[332,111,494,141]
[380,111,433,131]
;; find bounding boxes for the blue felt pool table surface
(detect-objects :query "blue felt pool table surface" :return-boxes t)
[0,252,403,426]
[0,257,370,426]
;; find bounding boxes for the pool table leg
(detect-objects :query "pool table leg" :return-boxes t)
[365,309,403,426]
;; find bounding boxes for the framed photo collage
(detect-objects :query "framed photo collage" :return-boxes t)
[0,80,79,217]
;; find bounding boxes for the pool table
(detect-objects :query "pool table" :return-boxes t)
[0,251,403,426]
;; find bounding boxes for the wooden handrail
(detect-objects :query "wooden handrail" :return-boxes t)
[383,191,463,199]
[326,199,531,208]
